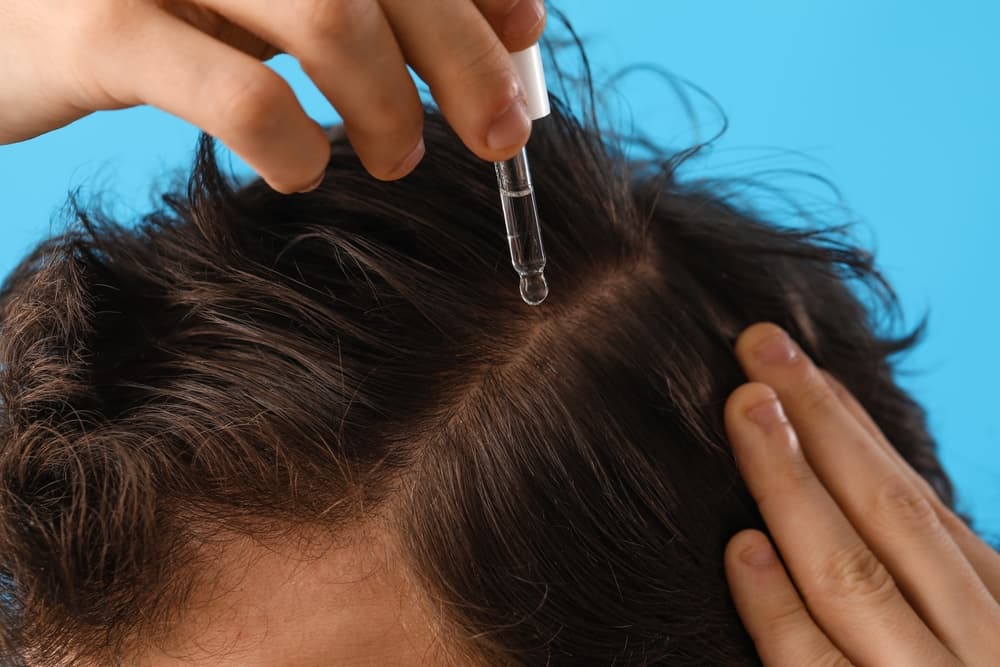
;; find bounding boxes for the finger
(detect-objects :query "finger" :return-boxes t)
[725,382,955,666]
[472,0,548,52]
[381,0,532,162]
[93,7,329,194]
[198,0,425,181]
[725,530,850,667]
[821,370,1000,601]
[935,507,1000,603]
[161,3,282,60]
[817,370,944,506]
[735,324,1000,661]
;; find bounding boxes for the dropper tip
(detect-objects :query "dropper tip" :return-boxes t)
[519,272,548,306]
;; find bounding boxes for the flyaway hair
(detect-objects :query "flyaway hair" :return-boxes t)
[0,49,956,666]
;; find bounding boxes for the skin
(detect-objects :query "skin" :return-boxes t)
[21,320,983,665]
[134,522,469,666]
[132,324,1000,666]
[0,0,547,193]
[724,323,1000,666]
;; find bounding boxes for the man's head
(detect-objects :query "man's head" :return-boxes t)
[0,103,954,665]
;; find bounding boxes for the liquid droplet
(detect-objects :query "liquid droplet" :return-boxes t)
[519,272,548,306]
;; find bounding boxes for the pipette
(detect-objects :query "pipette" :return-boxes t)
[496,45,551,306]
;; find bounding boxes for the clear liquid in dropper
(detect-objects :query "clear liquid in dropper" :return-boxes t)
[496,149,548,306]
[519,272,549,305]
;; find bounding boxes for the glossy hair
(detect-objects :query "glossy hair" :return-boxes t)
[0,85,956,664]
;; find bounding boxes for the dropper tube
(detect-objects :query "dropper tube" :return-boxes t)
[495,149,547,305]
[497,45,551,306]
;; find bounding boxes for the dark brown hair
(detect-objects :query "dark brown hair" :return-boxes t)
[0,79,956,664]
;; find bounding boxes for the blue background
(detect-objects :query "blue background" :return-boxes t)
[1,2,997,535]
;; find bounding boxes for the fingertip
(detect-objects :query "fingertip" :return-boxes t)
[263,131,331,194]
[727,382,778,410]
[499,0,547,52]
[725,382,801,485]
[484,97,532,157]
[366,137,426,181]
[237,107,331,195]
[725,382,779,430]
[295,170,326,194]
[445,55,531,161]
[726,531,782,596]
[726,532,847,667]
[734,322,787,359]
[731,530,779,569]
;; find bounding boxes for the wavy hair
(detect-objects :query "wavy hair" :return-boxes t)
[0,56,955,665]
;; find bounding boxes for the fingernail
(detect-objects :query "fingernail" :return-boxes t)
[390,138,425,179]
[746,396,788,428]
[740,539,777,567]
[503,0,545,40]
[297,171,325,194]
[753,331,798,365]
[487,98,531,152]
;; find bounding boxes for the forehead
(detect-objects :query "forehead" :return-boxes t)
[138,525,455,666]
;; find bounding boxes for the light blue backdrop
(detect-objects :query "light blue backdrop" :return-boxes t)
[1,2,997,535]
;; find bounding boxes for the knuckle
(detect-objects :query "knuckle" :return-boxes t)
[215,72,288,137]
[809,542,897,607]
[298,0,370,44]
[759,596,810,639]
[752,601,848,667]
[70,1,133,51]
[874,474,936,528]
